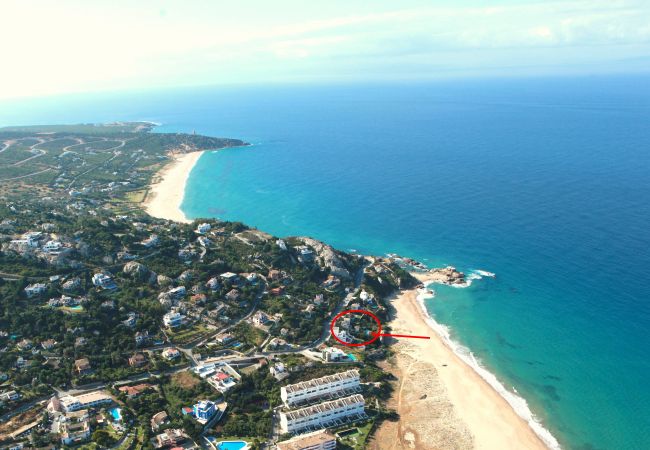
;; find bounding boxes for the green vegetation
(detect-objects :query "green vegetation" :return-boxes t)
[0,123,415,449]
[336,421,375,450]
[0,122,246,202]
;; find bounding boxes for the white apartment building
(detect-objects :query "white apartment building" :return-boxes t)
[279,394,365,434]
[281,370,360,406]
[276,429,337,450]
[59,391,112,412]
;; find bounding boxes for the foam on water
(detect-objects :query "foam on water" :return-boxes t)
[416,282,561,450]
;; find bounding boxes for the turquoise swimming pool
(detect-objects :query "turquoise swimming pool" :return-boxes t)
[109,407,122,421]
[216,441,249,450]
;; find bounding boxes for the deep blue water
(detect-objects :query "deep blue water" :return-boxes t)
[2,77,649,449]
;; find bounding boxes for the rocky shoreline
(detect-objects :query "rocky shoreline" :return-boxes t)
[386,253,467,286]
[426,266,466,286]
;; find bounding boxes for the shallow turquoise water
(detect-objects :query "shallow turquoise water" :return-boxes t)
[217,441,248,450]
[2,76,649,449]
[109,407,122,421]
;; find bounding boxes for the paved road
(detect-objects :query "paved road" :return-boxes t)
[0,167,52,182]
[1,260,367,431]
[260,262,367,355]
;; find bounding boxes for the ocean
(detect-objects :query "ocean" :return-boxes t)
[2,76,649,449]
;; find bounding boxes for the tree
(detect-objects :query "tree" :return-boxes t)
[92,429,116,447]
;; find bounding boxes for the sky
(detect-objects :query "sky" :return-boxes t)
[1,0,649,99]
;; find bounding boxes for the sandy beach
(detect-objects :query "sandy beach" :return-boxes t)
[144,151,204,223]
[144,151,552,450]
[369,272,551,450]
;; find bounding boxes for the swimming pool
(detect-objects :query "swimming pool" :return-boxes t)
[109,407,122,421]
[216,441,249,450]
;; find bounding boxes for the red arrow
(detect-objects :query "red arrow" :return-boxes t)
[372,331,430,340]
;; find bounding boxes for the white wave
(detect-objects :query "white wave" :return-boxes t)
[474,269,496,278]
[451,272,481,288]
[447,269,496,288]
[415,282,561,450]
[416,286,436,301]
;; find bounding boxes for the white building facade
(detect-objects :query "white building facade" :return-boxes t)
[275,429,337,450]
[281,370,360,406]
[279,394,365,434]
[59,392,112,412]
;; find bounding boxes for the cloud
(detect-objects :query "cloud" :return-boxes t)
[1,0,649,99]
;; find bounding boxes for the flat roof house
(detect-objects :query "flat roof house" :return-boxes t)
[24,283,47,298]
[163,311,183,328]
[193,400,217,424]
[92,272,117,290]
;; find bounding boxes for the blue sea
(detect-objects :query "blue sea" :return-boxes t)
[2,76,649,449]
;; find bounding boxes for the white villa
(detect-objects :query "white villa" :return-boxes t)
[196,223,211,234]
[220,272,239,282]
[24,283,48,297]
[193,362,241,393]
[163,311,183,328]
[91,272,117,290]
[321,347,348,362]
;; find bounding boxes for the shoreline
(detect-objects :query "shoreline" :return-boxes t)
[414,278,561,449]
[143,153,557,449]
[143,150,204,223]
[370,271,557,450]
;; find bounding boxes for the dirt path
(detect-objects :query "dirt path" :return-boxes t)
[368,350,474,450]
[0,167,52,181]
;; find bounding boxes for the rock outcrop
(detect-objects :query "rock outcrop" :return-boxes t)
[124,261,158,284]
[157,274,173,287]
[300,237,351,279]
[427,266,466,286]
[124,261,149,278]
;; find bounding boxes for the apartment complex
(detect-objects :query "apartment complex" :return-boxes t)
[58,391,112,412]
[279,394,365,434]
[281,370,360,406]
[58,409,91,445]
[276,429,337,450]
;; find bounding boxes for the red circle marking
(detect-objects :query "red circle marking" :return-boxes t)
[330,309,382,347]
